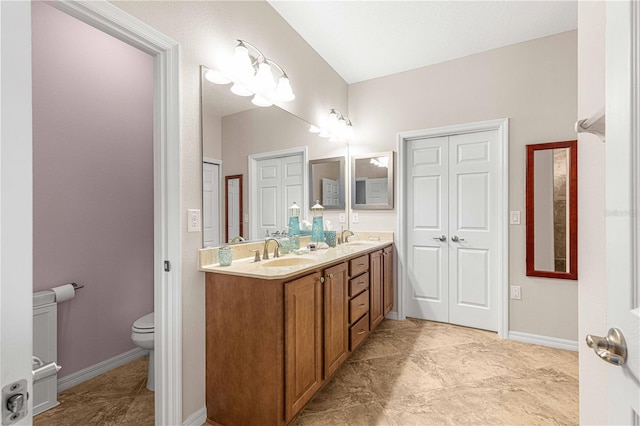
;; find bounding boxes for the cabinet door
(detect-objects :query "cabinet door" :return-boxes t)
[285,272,323,422]
[323,262,349,379]
[369,250,384,330]
[383,245,394,315]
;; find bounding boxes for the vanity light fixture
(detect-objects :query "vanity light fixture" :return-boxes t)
[205,40,295,107]
[308,109,354,142]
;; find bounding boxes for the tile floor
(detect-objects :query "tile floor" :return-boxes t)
[295,318,578,426]
[33,319,578,426]
[33,356,154,426]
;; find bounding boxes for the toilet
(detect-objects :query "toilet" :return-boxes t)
[131,312,154,391]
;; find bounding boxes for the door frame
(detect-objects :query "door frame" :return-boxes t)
[203,157,223,247]
[248,147,308,239]
[39,2,182,424]
[397,118,509,338]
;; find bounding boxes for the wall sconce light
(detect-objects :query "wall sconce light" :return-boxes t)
[205,40,295,107]
[309,109,354,142]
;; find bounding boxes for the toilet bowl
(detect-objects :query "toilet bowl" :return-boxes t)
[131,312,154,391]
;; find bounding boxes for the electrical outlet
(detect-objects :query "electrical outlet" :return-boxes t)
[244,213,249,222]
[510,285,522,300]
[339,213,346,223]
[187,209,201,232]
[510,211,521,225]
[352,213,359,223]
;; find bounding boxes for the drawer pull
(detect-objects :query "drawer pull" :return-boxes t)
[358,304,366,309]
[357,329,366,335]
[358,263,364,266]
[358,281,366,286]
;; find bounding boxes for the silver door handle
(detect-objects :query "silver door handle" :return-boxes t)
[432,235,446,242]
[586,328,627,366]
[451,236,465,242]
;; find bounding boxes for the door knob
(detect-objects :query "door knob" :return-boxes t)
[586,328,627,366]
[451,235,465,242]
[432,235,446,242]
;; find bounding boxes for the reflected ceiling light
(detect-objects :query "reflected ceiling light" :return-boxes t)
[205,39,295,107]
[308,109,354,142]
[370,157,389,168]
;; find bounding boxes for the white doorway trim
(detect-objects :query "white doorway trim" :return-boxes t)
[397,118,509,338]
[50,2,182,425]
[248,147,308,239]
[203,157,223,247]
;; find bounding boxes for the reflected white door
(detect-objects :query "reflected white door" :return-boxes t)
[322,178,339,207]
[203,161,220,247]
[365,178,388,204]
[604,1,640,422]
[227,177,240,242]
[406,130,499,331]
[256,154,303,237]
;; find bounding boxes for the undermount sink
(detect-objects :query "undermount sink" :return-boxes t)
[344,241,378,246]
[262,257,316,268]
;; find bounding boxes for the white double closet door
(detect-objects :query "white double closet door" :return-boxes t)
[405,130,499,331]
[257,154,304,236]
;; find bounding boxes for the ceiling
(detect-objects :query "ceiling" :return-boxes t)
[267,1,578,84]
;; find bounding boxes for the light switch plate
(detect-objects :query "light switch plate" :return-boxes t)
[244,213,249,223]
[511,286,522,300]
[187,209,200,232]
[510,211,521,225]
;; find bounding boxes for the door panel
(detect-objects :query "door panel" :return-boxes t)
[203,162,220,247]
[406,136,449,321]
[456,248,489,307]
[456,173,489,230]
[323,263,348,379]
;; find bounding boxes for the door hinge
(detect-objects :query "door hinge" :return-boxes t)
[164,261,171,272]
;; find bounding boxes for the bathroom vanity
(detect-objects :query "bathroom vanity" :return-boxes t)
[200,240,393,425]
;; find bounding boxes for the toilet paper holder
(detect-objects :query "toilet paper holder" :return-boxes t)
[70,282,84,290]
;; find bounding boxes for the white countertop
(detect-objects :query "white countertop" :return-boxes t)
[200,240,392,280]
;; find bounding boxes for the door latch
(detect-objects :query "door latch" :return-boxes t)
[2,379,28,425]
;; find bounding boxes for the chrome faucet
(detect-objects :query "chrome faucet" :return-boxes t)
[230,236,245,244]
[263,238,282,260]
[341,229,355,244]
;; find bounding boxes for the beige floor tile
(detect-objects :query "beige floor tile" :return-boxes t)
[296,402,395,426]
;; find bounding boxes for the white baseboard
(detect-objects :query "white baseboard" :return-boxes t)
[385,310,399,320]
[57,347,149,392]
[183,406,207,426]
[508,331,579,352]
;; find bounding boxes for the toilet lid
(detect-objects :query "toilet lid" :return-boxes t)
[133,312,154,331]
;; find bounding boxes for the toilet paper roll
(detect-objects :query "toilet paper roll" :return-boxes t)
[52,283,75,303]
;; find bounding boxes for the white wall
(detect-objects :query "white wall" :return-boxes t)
[577,1,607,424]
[349,31,579,340]
[112,1,347,420]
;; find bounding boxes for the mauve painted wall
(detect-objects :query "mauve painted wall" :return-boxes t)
[32,2,153,377]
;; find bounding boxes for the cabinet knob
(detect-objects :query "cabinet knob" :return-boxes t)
[328,273,334,279]
[319,277,325,284]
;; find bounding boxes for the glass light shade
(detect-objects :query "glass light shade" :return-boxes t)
[251,94,273,107]
[309,125,321,133]
[254,62,275,92]
[205,68,231,85]
[327,110,339,125]
[344,125,355,140]
[232,44,254,79]
[275,76,295,102]
[230,83,253,97]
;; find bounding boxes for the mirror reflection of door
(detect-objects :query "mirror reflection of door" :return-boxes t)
[203,159,222,248]
[225,175,243,243]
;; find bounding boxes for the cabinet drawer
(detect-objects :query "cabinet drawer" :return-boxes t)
[349,290,369,324]
[350,313,370,351]
[349,272,369,297]
[349,254,369,277]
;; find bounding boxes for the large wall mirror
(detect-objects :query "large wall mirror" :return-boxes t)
[309,157,345,209]
[526,140,577,280]
[351,151,394,210]
[201,66,348,245]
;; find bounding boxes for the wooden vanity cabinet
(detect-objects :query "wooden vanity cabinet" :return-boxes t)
[322,262,349,380]
[284,272,323,421]
[205,244,394,425]
[369,250,384,330]
[383,245,394,315]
